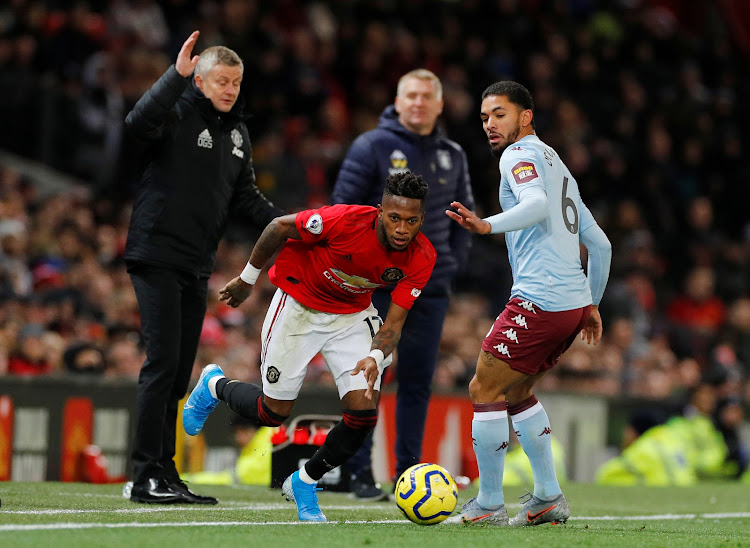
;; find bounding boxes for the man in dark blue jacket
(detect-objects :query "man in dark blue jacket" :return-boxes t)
[331,69,474,499]
[124,31,282,504]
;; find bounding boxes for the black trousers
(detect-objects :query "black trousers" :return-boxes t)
[129,264,208,484]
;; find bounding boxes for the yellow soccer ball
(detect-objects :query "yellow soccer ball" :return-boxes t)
[394,463,458,525]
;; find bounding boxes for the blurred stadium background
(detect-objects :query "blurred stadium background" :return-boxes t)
[0,0,749,487]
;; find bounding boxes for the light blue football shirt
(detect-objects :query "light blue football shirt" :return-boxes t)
[497,134,595,311]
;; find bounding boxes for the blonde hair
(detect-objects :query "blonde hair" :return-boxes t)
[195,46,244,77]
[397,69,443,101]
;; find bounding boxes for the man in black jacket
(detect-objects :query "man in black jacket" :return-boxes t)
[331,69,474,499]
[124,31,283,504]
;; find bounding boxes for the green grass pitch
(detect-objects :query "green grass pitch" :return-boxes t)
[1,481,749,547]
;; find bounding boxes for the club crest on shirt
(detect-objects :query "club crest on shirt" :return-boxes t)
[511,161,538,184]
[380,267,405,283]
[231,129,243,148]
[436,149,452,170]
[305,213,323,234]
[388,149,409,175]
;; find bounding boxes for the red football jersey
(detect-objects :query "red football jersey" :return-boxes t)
[268,204,436,314]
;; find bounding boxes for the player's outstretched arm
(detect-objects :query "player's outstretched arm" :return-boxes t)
[219,214,301,308]
[352,303,409,399]
[445,201,491,234]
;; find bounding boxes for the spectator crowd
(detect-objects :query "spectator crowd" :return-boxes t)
[1,0,749,474]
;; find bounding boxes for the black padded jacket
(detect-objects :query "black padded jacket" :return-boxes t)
[124,65,282,278]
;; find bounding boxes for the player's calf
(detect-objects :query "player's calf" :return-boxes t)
[216,379,289,427]
[304,409,377,479]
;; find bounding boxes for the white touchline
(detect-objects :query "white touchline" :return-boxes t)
[574,513,750,521]
[1,520,402,531]
[2,504,378,515]
[1,513,750,532]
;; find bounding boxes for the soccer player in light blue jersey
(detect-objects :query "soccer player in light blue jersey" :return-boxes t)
[444,81,612,527]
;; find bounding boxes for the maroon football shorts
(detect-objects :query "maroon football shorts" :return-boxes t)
[480,297,592,375]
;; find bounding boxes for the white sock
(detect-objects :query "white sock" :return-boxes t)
[299,466,317,485]
[207,376,224,399]
[472,405,509,510]
[511,401,561,500]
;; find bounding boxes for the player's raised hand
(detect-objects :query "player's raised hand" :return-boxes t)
[351,357,379,400]
[581,306,603,345]
[176,31,200,78]
[446,201,492,234]
[218,276,253,308]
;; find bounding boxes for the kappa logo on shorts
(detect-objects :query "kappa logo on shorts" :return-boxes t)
[502,328,519,343]
[511,313,529,329]
[511,161,538,184]
[518,300,537,313]
[266,366,280,383]
[493,343,511,358]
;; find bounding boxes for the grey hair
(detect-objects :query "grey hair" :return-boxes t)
[397,69,443,101]
[194,46,244,77]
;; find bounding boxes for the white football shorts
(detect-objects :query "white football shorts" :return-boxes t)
[259,289,392,400]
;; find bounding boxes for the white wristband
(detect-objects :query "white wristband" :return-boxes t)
[367,349,385,372]
[240,262,261,285]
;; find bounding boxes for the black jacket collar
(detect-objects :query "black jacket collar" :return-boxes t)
[184,80,247,124]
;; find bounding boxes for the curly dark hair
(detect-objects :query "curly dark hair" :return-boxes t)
[384,171,429,204]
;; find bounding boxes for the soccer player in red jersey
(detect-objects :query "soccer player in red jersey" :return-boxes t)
[182,171,436,521]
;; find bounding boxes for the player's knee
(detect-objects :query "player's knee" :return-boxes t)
[507,385,535,405]
[469,375,505,404]
[468,375,483,402]
[469,375,494,403]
